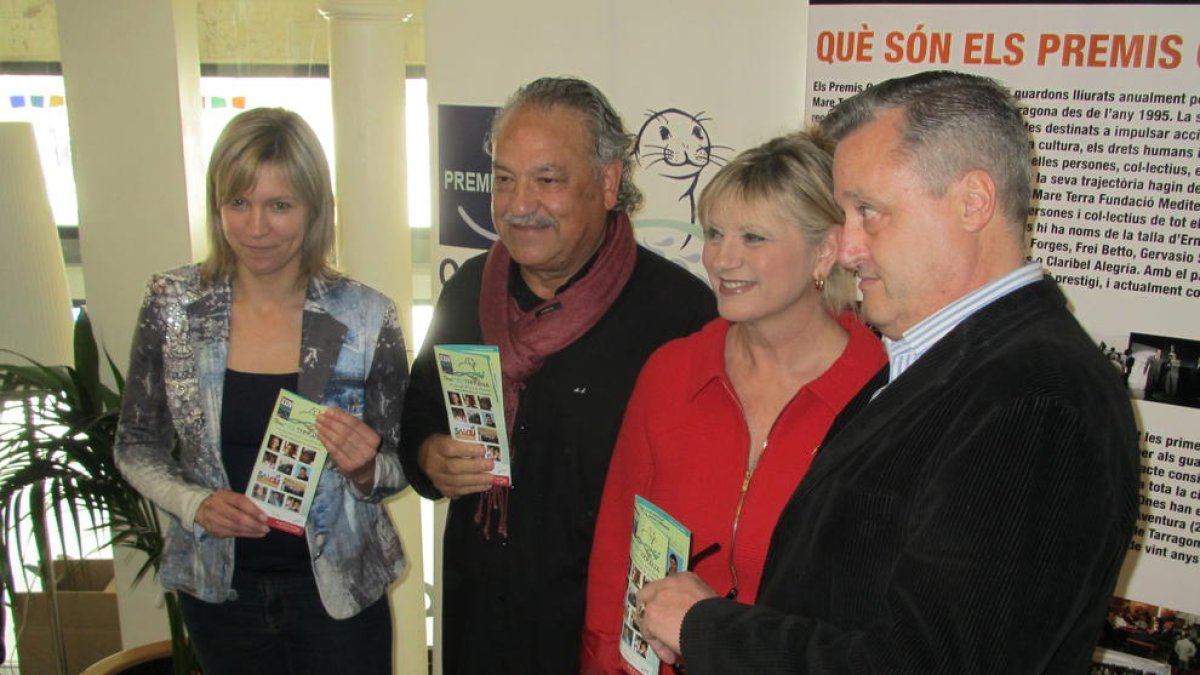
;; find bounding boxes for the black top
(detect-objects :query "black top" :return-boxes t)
[220,369,311,575]
[400,247,717,675]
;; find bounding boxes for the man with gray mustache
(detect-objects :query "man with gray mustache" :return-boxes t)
[399,76,715,675]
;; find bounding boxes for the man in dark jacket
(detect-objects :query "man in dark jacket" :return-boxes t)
[399,76,715,674]
[634,70,1139,674]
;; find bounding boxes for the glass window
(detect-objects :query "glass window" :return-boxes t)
[0,74,76,226]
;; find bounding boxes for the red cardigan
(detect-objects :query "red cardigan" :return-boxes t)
[581,313,885,674]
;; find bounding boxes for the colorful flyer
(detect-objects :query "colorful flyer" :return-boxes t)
[621,496,691,675]
[245,389,329,535]
[434,344,512,486]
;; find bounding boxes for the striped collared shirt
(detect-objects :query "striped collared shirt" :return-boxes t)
[884,263,1044,384]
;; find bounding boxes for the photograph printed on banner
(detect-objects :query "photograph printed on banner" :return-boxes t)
[1121,333,1200,409]
[1094,596,1200,675]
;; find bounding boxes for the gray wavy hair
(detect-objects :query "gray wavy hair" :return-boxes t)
[486,76,644,214]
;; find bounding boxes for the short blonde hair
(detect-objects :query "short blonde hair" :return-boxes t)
[201,108,338,286]
[697,130,855,314]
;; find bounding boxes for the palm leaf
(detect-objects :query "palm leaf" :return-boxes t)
[0,309,192,672]
[71,311,103,416]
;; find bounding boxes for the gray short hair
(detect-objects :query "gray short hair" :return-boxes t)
[821,71,1032,228]
[697,130,856,314]
[486,76,643,214]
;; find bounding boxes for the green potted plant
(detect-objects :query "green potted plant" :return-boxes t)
[0,310,195,675]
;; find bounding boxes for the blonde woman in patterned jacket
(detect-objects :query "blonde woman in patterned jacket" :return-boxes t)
[115,108,408,675]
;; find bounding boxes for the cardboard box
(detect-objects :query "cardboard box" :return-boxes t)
[12,559,123,675]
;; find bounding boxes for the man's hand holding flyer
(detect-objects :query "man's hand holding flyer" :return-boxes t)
[434,344,513,486]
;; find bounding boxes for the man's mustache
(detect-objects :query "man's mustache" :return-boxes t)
[501,212,557,228]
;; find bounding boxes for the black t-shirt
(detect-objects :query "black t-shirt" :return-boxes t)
[220,369,312,575]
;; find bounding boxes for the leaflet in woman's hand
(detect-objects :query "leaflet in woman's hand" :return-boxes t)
[245,389,329,535]
[622,496,691,675]
[433,344,513,487]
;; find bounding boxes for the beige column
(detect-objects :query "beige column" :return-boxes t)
[56,0,205,650]
[318,0,414,342]
[318,3,425,674]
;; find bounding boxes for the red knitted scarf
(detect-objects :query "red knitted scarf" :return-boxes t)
[475,212,637,538]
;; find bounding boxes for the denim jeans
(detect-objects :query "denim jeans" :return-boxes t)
[178,571,392,675]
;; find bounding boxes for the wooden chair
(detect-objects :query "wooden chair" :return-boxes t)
[80,640,173,675]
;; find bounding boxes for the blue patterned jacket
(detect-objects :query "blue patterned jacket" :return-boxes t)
[115,264,408,618]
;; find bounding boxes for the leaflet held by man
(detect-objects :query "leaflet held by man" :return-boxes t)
[434,344,513,486]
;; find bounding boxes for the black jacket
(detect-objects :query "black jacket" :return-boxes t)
[680,277,1139,674]
[401,247,716,675]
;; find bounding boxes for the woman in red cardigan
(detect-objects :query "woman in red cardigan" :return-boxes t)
[582,130,885,674]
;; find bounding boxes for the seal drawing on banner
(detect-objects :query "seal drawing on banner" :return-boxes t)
[633,108,732,246]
